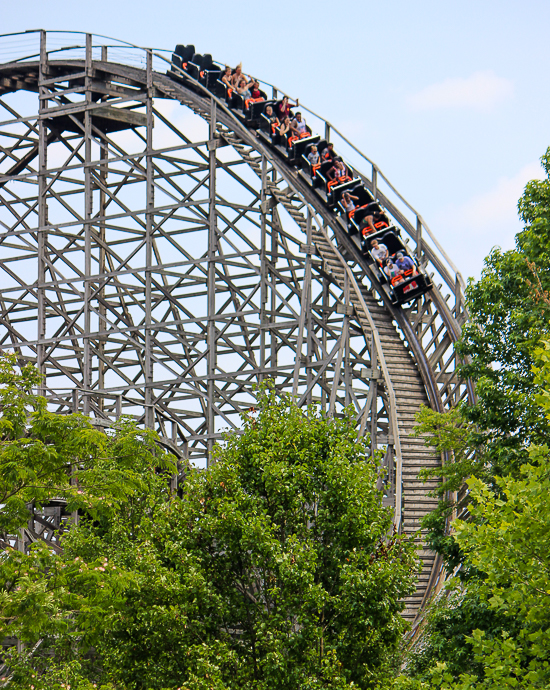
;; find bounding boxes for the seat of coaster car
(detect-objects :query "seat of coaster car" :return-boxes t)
[170,54,183,71]
[317,159,334,182]
[327,176,359,208]
[318,142,337,161]
[244,93,271,121]
[278,129,293,152]
[260,109,277,130]
[316,139,328,155]
[199,55,221,88]
[199,54,215,71]
[338,182,369,210]
[174,44,195,65]
[187,54,204,79]
[353,201,385,227]
[352,185,375,207]
[378,230,409,257]
[170,44,195,77]
[289,132,319,161]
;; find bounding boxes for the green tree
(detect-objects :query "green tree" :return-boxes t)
[0,352,164,541]
[457,147,550,472]
[408,147,550,578]
[399,148,550,684]
[393,341,550,689]
[0,361,417,690]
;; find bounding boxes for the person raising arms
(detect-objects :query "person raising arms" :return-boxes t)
[231,63,248,88]
[236,77,254,100]
[276,95,299,121]
[341,190,359,217]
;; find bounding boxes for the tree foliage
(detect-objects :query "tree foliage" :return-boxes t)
[0,363,417,690]
[456,147,550,473]
[0,352,170,543]
[398,148,550,687]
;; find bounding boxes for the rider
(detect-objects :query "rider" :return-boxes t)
[383,258,404,283]
[341,191,359,218]
[264,105,280,136]
[321,142,336,163]
[369,238,388,263]
[359,204,390,236]
[395,251,418,276]
[326,158,351,192]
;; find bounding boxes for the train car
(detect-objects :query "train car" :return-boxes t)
[365,229,432,305]
[167,47,432,307]
[315,159,360,210]
[287,132,319,165]
[169,45,195,82]
[337,185,375,232]
[214,79,271,126]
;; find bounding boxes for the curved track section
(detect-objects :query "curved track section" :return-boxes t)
[0,32,473,622]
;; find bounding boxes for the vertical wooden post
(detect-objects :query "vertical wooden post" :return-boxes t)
[98,44,108,409]
[292,211,312,397]
[370,334,378,458]
[306,211,313,405]
[416,215,423,263]
[344,270,351,407]
[83,34,93,414]
[37,30,48,396]
[259,155,267,381]
[321,275,328,412]
[145,48,154,429]
[207,98,217,464]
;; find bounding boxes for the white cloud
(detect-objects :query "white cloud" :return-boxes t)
[407,70,513,112]
[433,162,545,278]
[448,162,543,230]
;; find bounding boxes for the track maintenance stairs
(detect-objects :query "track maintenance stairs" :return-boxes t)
[311,232,440,621]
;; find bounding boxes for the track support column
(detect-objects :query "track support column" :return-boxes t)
[37,30,48,394]
[97,45,108,408]
[83,34,93,414]
[207,98,217,464]
[145,48,154,428]
[259,155,268,380]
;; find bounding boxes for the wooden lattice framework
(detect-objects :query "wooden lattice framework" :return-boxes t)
[0,31,474,623]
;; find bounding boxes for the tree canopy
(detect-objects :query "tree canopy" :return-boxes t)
[397,148,550,688]
[0,369,417,690]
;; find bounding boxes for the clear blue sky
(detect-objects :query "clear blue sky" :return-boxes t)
[3,0,549,279]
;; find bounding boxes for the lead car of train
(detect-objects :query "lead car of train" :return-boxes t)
[168,45,433,307]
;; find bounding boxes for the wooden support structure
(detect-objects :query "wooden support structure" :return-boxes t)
[0,31,474,626]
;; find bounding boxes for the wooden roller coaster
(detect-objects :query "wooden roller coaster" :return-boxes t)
[0,31,474,626]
